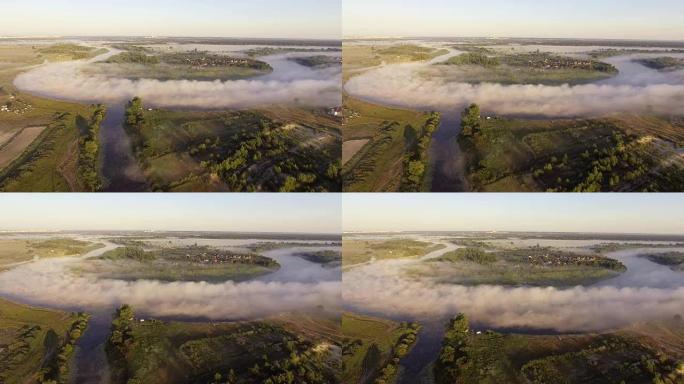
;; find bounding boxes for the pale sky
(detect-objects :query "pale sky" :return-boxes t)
[343,194,684,234]
[0,0,341,39]
[344,0,684,40]
[0,194,341,234]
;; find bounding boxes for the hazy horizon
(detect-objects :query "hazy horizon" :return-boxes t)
[341,35,684,42]
[0,229,338,235]
[0,194,342,233]
[0,0,341,40]
[343,229,684,236]
[344,0,684,41]
[343,194,684,234]
[0,35,341,41]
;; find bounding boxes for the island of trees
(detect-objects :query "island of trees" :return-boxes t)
[105,50,273,71]
[289,55,341,68]
[639,251,684,271]
[635,57,684,71]
[99,245,279,268]
[443,51,617,73]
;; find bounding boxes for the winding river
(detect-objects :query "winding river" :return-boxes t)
[342,235,684,383]
[0,235,341,384]
[12,43,342,190]
[344,42,684,192]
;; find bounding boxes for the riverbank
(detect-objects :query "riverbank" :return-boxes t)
[343,234,684,383]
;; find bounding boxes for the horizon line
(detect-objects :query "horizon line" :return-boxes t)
[0,34,342,41]
[342,35,684,43]
[0,229,341,235]
[343,230,684,236]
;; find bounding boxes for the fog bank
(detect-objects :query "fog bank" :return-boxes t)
[0,257,340,320]
[14,53,341,109]
[344,260,684,331]
[345,63,684,117]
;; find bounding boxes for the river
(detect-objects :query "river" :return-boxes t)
[0,235,341,384]
[342,235,684,383]
[12,43,342,190]
[428,113,467,192]
[99,104,147,192]
[344,42,684,192]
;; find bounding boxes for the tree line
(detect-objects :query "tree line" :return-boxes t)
[78,105,106,191]
[371,322,421,384]
[434,314,470,384]
[37,313,90,384]
[401,112,441,192]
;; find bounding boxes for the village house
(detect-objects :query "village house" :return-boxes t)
[328,106,342,117]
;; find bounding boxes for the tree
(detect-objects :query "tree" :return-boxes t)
[325,163,339,179]
[279,176,298,192]
[406,161,425,185]
[460,104,481,137]
[125,97,145,128]
[213,373,222,384]
[439,345,456,364]
[227,369,238,384]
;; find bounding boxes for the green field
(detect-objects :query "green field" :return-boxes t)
[342,313,420,384]
[72,245,279,282]
[375,45,448,63]
[37,43,107,61]
[0,297,85,384]
[412,246,626,287]
[434,314,684,384]
[343,44,447,82]
[459,112,684,192]
[107,306,340,384]
[0,44,105,191]
[0,238,103,270]
[124,102,341,192]
[342,96,436,192]
[342,239,445,266]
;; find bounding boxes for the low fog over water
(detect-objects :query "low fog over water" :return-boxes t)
[343,236,684,332]
[14,44,342,109]
[345,44,684,117]
[10,42,342,190]
[0,237,341,321]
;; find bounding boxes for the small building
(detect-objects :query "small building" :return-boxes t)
[328,107,342,117]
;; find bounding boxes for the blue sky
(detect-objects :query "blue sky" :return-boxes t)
[0,194,341,233]
[344,0,684,40]
[343,194,684,234]
[0,0,341,39]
